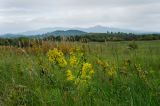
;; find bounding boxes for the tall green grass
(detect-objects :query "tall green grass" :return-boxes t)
[0,41,160,106]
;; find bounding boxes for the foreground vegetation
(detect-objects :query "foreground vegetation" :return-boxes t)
[0,40,160,106]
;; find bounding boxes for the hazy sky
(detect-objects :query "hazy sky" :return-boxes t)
[0,0,160,34]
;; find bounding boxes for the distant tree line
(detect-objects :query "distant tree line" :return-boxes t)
[0,32,160,47]
[44,32,160,42]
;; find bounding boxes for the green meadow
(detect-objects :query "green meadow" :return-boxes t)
[0,40,160,106]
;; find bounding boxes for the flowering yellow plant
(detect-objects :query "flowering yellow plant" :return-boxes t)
[107,67,116,77]
[66,69,75,81]
[97,59,117,78]
[97,59,109,70]
[81,63,94,80]
[47,48,67,68]
[70,54,78,67]
[47,48,95,87]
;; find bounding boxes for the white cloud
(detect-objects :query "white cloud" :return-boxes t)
[0,0,160,34]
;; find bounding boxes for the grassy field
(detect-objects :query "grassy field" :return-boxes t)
[0,40,160,106]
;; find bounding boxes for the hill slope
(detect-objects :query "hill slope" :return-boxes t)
[43,30,86,36]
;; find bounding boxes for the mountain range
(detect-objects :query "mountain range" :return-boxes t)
[0,25,158,38]
[18,25,140,35]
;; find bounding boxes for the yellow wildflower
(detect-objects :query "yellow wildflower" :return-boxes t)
[70,55,77,67]
[90,69,95,76]
[97,59,109,70]
[47,48,67,68]
[56,57,67,68]
[66,69,75,81]
[81,63,94,80]
[107,67,116,77]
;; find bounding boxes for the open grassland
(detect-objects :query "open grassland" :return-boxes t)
[0,41,160,106]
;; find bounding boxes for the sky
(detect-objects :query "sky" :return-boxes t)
[0,0,160,34]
